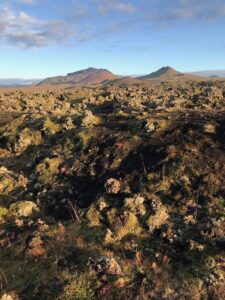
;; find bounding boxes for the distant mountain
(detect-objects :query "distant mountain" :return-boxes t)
[187,70,225,78]
[0,78,43,87]
[137,66,209,82]
[39,67,120,86]
[138,66,181,80]
[2,67,223,88]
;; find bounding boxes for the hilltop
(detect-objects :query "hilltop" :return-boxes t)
[138,66,181,79]
[137,66,208,82]
[38,67,120,86]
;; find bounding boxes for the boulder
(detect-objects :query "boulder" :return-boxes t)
[0,167,27,195]
[81,110,95,127]
[105,178,121,194]
[203,123,217,134]
[0,129,42,153]
[87,256,123,275]
[86,205,102,227]
[124,194,146,216]
[142,120,158,134]
[62,117,75,130]
[7,201,39,218]
[0,294,18,300]
[146,200,169,232]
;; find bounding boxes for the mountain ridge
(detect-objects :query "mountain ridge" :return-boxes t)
[1,67,225,88]
[38,67,120,86]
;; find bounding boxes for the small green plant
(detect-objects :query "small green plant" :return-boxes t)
[59,273,95,300]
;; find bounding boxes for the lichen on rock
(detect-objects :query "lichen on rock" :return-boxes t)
[7,201,39,219]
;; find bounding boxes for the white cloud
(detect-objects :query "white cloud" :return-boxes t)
[155,0,225,22]
[96,0,137,14]
[72,1,89,17]
[0,6,71,48]
[0,0,224,49]
[16,0,37,4]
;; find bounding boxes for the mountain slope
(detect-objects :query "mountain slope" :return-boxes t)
[138,66,181,80]
[104,76,146,87]
[137,66,207,82]
[38,67,120,86]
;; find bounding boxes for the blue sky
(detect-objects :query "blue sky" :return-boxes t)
[0,0,225,78]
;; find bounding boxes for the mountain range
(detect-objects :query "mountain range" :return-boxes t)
[38,66,216,87]
[187,70,225,78]
[1,67,225,87]
[0,78,43,87]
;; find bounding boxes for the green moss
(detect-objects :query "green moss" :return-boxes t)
[0,175,17,195]
[43,118,62,134]
[0,206,8,219]
[36,157,63,183]
[59,273,95,300]
[208,198,225,218]
[146,207,168,231]
[19,129,42,147]
[117,212,141,239]
[86,206,101,227]
[7,201,38,218]
[77,129,93,149]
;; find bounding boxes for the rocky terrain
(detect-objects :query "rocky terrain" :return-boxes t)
[0,79,225,299]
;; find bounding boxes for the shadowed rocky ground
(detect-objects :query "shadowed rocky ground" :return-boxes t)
[0,81,225,299]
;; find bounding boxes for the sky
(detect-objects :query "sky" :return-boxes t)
[0,0,225,78]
